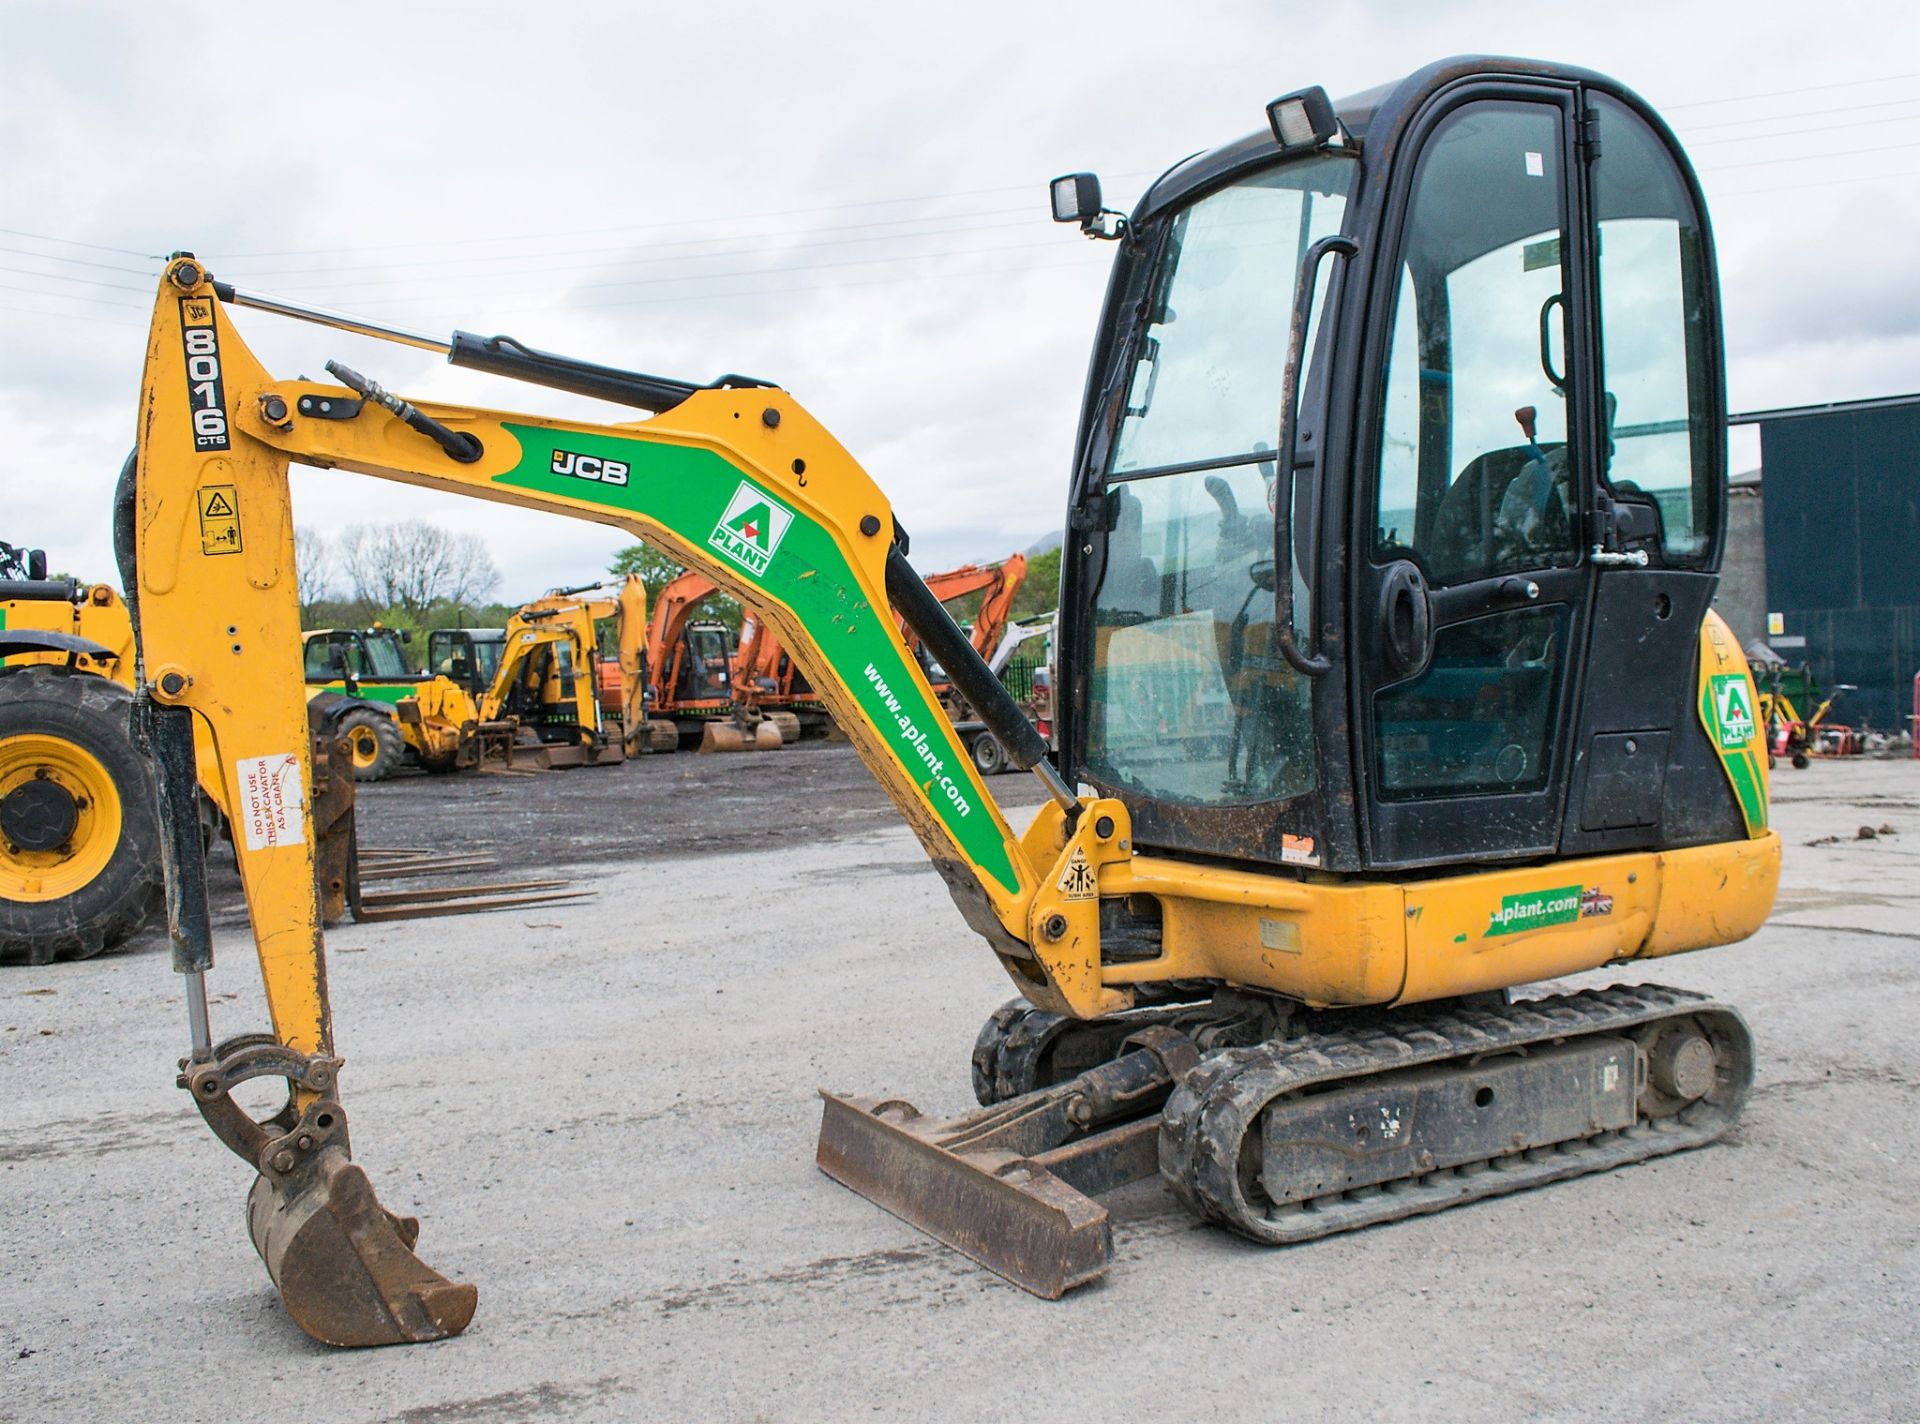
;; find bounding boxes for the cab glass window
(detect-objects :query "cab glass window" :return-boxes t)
[1591,94,1717,564]
[1110,158,1352,476]
[1373,101,1579,586]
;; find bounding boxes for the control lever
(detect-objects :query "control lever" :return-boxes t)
[324,361,483,464]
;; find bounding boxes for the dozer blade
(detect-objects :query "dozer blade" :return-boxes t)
[817,1093,1115,1299]
[249,1147,477,1347]
[817,1031,1190,1298]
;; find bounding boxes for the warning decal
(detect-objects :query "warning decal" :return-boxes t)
[1056,846,1097,900]
[198,485,242,556]
[235,753,304,852]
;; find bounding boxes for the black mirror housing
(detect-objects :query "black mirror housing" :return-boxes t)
[1049,173,1102,225]
[27,548,47,580]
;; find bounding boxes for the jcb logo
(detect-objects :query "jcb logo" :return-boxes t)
[551,448,629,486]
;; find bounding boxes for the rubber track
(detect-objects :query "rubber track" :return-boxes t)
[1159,984,1753,1246]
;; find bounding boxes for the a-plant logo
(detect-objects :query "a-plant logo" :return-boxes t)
[1484,885,1582,937]
[1711,674,1756,750]
[708,482,794,577]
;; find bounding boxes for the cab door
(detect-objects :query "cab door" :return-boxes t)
[1355,86,1598,867]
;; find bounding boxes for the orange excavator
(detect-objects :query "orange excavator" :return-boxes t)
[645,570,793,751]
[906,556,1028,720]
[736,612,832,740]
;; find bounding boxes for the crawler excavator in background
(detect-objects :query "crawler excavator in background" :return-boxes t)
[906,554,1037,774]
[646,568,795,750]
[123,55,1777,1348]
[735,612,834,740]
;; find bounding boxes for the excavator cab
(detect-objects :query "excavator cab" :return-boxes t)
[426,628,505,697]
[1057,58,1747,876]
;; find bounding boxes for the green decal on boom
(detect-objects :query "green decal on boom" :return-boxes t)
[491,423,1021,896]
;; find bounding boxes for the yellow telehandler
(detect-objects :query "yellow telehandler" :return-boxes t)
[122,55,1776,1347]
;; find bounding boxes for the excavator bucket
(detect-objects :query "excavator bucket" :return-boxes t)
[182,1043,477,1349]
[699,722,746,753]
[769,711,803,744]
[700,716,785,752]
[249,1149,478,1347]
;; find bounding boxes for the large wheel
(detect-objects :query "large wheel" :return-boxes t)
[970,729,1007,776]
[337,707,404,782]
[0,668,162,965]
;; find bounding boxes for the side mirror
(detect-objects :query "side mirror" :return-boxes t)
[1049,173,1102,225]
[27,548,47,580]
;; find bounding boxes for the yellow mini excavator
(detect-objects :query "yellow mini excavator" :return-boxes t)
[123,56,1777,1347]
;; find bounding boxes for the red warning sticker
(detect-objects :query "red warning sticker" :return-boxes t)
[235,753,304,852]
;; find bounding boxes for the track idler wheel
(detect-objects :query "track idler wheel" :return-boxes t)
[181,1037,476,1347]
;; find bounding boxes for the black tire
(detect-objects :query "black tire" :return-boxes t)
[0,668,162,966]
[1791,752,1810,770]
[970,729,1007,776]
[338,707,404,782]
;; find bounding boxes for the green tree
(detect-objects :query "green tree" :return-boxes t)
[1012,546,1061,620]
[609,543,742,631]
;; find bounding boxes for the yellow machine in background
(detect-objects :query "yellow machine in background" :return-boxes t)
[299,626,461,779]
[0,548,167,964]
[427,576,649,766]
[122,55,1777,1351]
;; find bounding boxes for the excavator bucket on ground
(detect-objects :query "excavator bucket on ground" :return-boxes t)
[698,717,784,752]
[181,1036,476,1347]
[249,1142,479,1346]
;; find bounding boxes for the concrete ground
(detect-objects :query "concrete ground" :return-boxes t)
[3,747,1916,1423]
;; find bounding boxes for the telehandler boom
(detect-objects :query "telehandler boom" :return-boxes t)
[126,55,1777,1348]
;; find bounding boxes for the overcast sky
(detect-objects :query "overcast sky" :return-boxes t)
[3,1,1915,602]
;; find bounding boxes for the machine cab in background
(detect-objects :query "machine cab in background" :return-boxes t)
[1057,57,1745,876]
[427,627,507,698]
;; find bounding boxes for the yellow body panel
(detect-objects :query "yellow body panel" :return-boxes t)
[0,584,136,681]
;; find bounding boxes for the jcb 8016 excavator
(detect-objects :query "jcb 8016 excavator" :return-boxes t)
[123,55,1776,1347]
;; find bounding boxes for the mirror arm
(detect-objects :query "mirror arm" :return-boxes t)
[1273,235,1358,678]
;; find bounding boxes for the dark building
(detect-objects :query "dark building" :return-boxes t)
[1733,392,1920,732]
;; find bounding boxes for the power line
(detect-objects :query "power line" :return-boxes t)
[349,254,1099,322]
[1660,71,1920,111]
[218,214,1042,291]
[0,263,151,294]
[216,177,1149,262]
[1706,167,1920,200]
[1677,95,1920,134]
[0,227,161,260]
[277,237,1069,308]
[0,244,160,277]
[1686,113,1920,147]
[1698,138,1920,173]
[0,280,144,311]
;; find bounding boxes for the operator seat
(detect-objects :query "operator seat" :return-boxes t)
[1426,444,1571,581]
